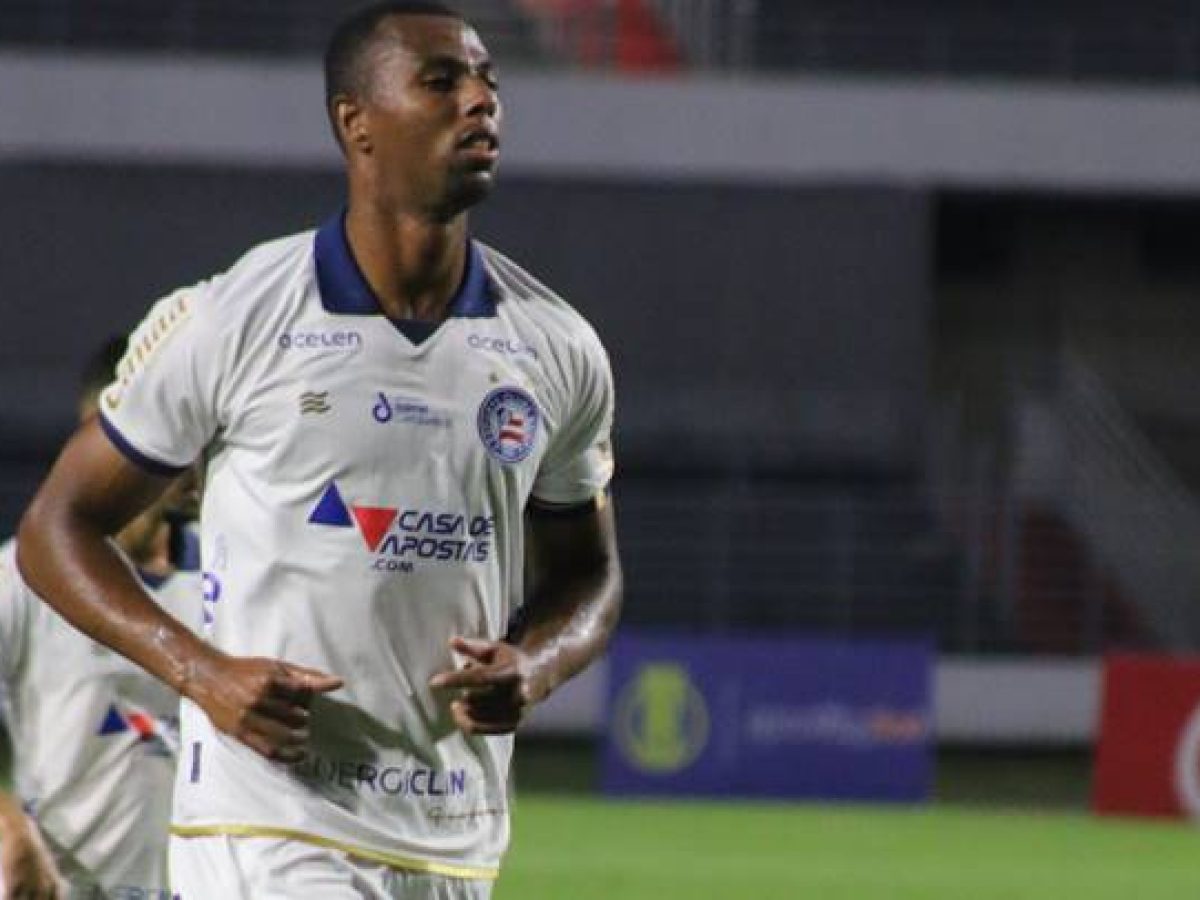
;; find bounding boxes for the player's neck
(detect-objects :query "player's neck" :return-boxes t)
[344,205,469,322]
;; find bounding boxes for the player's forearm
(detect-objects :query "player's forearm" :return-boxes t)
[16,499,214,697]
[512,554,622,700]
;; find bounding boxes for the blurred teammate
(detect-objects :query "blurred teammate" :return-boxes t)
[17,2,622,898]
[0,337,201,900]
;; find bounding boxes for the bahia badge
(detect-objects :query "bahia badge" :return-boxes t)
[477,387,540,464]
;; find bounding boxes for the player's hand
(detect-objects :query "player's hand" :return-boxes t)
[428,636,547,735]
[185,650,343,763]
[0,814,65,900]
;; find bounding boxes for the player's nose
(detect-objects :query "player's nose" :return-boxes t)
[462,74,499,121]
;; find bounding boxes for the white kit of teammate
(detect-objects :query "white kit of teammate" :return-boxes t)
[98,214,615,884]
[0,540,201,899]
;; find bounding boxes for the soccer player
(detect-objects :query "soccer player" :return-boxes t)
[16,2,623,898]
[0,337,201,900]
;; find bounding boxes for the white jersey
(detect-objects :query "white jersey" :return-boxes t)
[0,540,201,899]
[99,216,615,880]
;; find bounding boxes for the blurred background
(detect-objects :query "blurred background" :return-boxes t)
[4,0,1200,841]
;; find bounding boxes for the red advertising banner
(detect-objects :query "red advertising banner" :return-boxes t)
[1093,653,1200,818]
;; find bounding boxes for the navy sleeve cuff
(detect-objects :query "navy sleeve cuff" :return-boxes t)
[98,412,191,478]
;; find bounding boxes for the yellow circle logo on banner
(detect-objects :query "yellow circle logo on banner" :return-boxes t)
[614,663,710,773]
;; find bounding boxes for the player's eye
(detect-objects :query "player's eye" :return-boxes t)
[423,73,457,92]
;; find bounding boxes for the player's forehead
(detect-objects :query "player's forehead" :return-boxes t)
[372,14,491,72]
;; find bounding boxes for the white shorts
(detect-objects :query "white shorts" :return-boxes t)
[169,835,493,900]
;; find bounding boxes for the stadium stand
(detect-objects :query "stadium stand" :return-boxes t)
[4,0,1200,83]
[3,2,1200,663]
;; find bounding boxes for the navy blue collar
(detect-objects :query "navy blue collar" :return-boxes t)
[314,212,497,320]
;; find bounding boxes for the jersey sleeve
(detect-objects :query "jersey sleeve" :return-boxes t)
[0,544,32,685]
[98,281,225,475]
[532,330,616,507]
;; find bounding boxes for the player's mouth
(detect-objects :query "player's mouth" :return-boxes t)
[455,127,500,165]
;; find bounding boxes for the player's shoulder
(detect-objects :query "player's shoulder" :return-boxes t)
[223,229,314,283]
[203,229,316,313]
[477,242,605,353]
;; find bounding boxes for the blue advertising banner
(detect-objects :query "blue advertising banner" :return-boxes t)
[602,632,933,801]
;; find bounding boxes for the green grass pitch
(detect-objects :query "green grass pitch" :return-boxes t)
[496,796,1200,899]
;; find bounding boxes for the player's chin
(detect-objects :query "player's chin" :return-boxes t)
[446,166,497,209]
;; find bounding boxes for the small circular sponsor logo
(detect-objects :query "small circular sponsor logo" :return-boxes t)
[477,387,539,464]
[614,663,710,774]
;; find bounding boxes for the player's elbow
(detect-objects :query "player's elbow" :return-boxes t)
[15,482,91,600]
[16,490,58,591]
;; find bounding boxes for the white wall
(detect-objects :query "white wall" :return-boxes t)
[4,51,1200,192]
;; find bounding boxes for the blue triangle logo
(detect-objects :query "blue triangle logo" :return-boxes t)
[98,704,128,736]
[308,482,353,528]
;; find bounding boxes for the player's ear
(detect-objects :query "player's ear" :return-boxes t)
[333,95,372,154]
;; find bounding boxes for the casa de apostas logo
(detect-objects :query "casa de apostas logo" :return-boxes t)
[308,481,494,574]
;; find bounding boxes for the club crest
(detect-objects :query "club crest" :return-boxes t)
[477,387,540,464]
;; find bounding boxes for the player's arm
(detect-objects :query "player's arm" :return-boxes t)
[0,789,64,900]
[16,419,341,762]
[431,499,622,735]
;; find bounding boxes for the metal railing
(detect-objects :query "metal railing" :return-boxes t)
[0,0,547,63]
[736,12,1200,82]
[647,0,758,69]
[3,0,1200,84]
[0,450,1159,654]
[2,353,1187,656]
[615,470,1154,654]
[1052,352,1200,649]
[931,381,1169,657]
[618,481,956,629]
[651,1,1200,82]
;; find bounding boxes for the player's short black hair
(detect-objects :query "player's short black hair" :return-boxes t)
[324,1,464,134]
[79,334,127,401]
